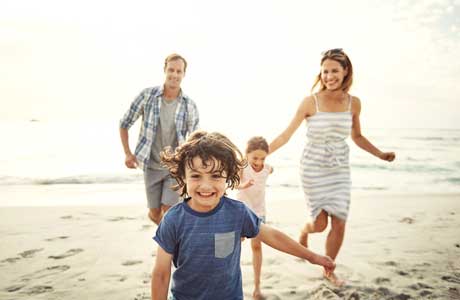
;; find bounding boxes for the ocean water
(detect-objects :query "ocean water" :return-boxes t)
[1,120,459,205]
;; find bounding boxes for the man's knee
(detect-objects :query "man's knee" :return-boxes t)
[148,208,162,224]
[161,204,172,214]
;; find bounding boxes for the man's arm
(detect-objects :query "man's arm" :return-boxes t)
[119,128,138,168]
[257,224,335,274]
[151,246,172,300]
[119,90,147,168]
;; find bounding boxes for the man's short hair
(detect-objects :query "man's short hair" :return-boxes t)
[164,53,187,72]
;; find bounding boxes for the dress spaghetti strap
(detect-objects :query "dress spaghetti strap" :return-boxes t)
[313,94,320,112]
[347,94,352,112]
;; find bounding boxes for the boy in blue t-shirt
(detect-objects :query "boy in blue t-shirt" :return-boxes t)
[152,131,335,300]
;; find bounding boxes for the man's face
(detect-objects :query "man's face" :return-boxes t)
[164,59,185,90]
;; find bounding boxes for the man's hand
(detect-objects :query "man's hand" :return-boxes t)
[125,153,139,169]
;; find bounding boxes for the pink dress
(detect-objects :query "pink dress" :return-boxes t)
[236,164,271,217]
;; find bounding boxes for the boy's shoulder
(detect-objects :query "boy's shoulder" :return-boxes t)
[222,196,249,211]
[162,201,187,221]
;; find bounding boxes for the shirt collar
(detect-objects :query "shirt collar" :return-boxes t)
[157,85,185,102]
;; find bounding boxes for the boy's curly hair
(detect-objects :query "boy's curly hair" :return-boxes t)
[160,130,247,197]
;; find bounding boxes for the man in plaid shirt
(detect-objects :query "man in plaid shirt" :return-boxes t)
[119,53,199,224]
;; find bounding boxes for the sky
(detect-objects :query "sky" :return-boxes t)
[1,0,460,141]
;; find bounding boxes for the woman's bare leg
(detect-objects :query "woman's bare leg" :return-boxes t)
[299,210,328,247]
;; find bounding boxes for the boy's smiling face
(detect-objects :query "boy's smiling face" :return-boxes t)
[185,156,227,212]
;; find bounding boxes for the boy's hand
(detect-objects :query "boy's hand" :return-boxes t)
[313,254,335,276]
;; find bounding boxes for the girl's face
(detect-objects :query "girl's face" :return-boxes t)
[184,156,227,212]
[321,59,347,91]
[247,149,268,172]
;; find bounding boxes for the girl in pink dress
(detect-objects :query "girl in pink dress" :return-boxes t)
[237,137,273,300]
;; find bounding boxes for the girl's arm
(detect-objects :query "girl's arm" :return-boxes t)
[257,224,335,274]
[238,179,255,190]
[151,246,172,300]
[236,169,254,190]
[351,97,395,162]
[268,97,314,154]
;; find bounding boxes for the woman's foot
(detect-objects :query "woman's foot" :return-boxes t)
[323,270,345,287]
[253,288,265,300]
[299,230,308,248]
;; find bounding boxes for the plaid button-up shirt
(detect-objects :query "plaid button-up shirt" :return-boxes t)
[120,86,199,170]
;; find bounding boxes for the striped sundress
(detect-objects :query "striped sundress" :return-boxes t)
[300,94,353,221]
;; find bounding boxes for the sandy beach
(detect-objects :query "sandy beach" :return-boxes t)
[1,188,459,300]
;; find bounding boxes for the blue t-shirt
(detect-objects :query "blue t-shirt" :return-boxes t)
[153,196,261,300]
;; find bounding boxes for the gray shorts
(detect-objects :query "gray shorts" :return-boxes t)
[144,168,180,209]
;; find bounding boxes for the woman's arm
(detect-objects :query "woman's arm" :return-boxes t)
[351,97,395,162]
[268,97,314,154]
[151,246,172,300]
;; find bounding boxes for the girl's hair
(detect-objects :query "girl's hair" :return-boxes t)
[311,48,353,93]
[161,130,246,197]
[246,136,269,154]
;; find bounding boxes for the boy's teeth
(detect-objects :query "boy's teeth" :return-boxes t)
[199,192,213,196]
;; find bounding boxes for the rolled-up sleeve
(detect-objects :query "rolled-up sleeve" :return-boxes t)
[119,89,147,129]
[188,101,200,133]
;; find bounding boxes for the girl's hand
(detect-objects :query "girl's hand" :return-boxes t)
[378,151,396,162]
[239,179,255,189]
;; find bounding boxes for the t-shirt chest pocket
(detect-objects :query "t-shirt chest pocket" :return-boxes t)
[214,231,235,258]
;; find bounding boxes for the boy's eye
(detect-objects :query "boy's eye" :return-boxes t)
[212,173,223,179]
[190,174,200,179]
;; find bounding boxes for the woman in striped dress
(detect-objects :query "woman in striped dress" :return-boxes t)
[269,49,395,286]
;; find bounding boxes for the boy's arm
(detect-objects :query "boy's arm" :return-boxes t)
[257,224,335,274]
[151,246,172,300]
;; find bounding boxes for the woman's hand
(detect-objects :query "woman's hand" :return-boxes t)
[378,151,396,162]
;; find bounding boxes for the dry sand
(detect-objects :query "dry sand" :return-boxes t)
[1,189,459,300]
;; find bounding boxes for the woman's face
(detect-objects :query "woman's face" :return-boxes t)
[321,59,347,91]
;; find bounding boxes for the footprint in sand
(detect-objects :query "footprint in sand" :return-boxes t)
[374,277,391,284]
[107,274,128,282]
[45,236,69,242]
[442,275,460,284]
[48,248,83,259]
[134,292,151,300]
[419,290,433,297]
[408,282,433,290]
[23,285,53,295]
[383,261,398,267]
[19,248,44,258]
[1,249,43,264]
[448,287,460,299]
[396,270,410,276]
[5,284,26,293]
[121,260,143,266]
[141,224,153,231]
[20,265,70,282]
[1,257,21,263]
[399,217,415,224]
[107,216,136,222]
